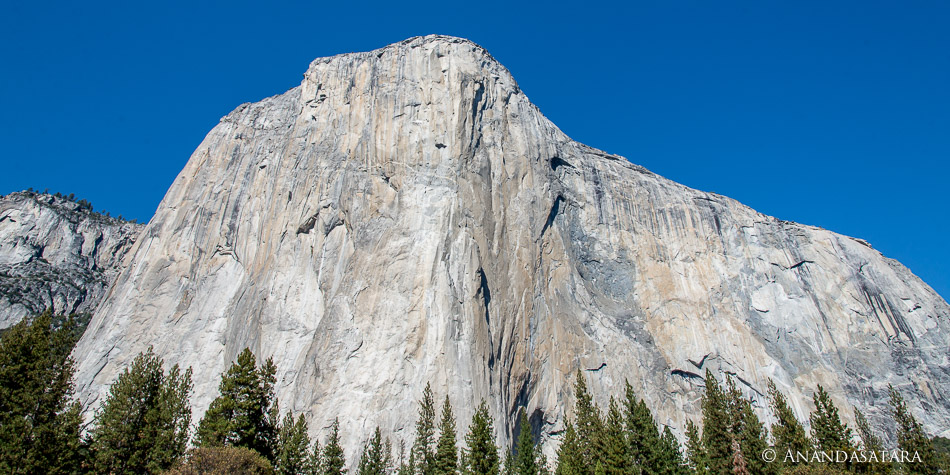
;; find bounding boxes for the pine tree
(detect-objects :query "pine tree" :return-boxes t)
[555,421,583,475]
[415,384,438,475]
[276,413,312,475]
[358,427,390,475]
[725,379,771,475]
[573,370,604,472]
[464,400,499,475]
[307,439,323,475]
[853,409,887,475]
[0,311,83,474]
[514,408,539,475]
[809,384,855,467]
[684,420,706,475]
[434,396,459,475]
[766,379,810,468]
[657,426,684,475]
[399,441,417,475]
[195,348,280,460]
[503,449,515,475]
[889,386,939,475]
[323,418,347,475]
[700,370,732,475]
[88,346,193,474]
[730,439,749,475]
[601,398,628,475]
[623,382,662,474]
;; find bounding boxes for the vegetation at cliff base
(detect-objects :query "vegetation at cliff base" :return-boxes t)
[2,311,949,474]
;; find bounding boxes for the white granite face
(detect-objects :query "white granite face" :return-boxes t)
[72,36,950,456]
[0,192,142,328]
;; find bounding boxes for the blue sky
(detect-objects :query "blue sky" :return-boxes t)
[2,1,948,299]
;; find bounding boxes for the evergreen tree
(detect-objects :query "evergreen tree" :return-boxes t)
[323,418,347,475]
[601,398,628,475]
[358,427,390,475]
[657,426,684,475]
[307,439,323,475]
[88,346,194,474]
[573,370,604,471]
[889,386,939,475]
[730,439,749,475]
[555,421,583,475]
[399,441,417,475]
[276,413,312,475]
[435,396,459,475]
[196,348,280,460]
[853,409,887,475]
[0,311,83,474]
[415,384,438,475]
[726,380,771,475]
[623,382,662,474]
[514,408,540,475]
[464,400,499,475]
[808,384,855,467]
[684,420,706,475]
[700,370,732,475]
[503,449,515,475]
[766,379,810,468]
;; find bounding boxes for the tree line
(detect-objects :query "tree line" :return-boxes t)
[1,312,948,474]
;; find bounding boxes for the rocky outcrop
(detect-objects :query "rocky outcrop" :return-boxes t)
[72,36,950,455]
[0,191,143,328]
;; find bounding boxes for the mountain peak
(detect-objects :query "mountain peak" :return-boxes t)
[303,35,519,95]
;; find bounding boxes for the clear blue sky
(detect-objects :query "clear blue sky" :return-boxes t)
[2,1,948,299]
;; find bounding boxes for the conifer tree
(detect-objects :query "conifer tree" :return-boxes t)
[323,418,347,475]
[726,380,771,475]
[276,413,312,475]
[196,348,280,460]
[730,439,749,475]
[415,384,438,475]
[503,449,515,475]
[700,370,732,475]
[308,439,323,475]
[573,370,604,471]
[853,409,887,475]
[623,382,662,474]
[808,384,855,466]
[435,396,459,475]
[359,427,390,475]
[464,400,499,475]
[89,346,193,474]
[555,421,583,475]
[0,311,83,474]
[514,409,540,475]
[658,426,685,475]
[601,398,628,475]
[684,420,706,475]
[766,379,810,468]
[889,386,939,475]
[400,441,417,475]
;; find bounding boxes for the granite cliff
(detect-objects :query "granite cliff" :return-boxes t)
[0,191,143,329]
[72,36,950,453]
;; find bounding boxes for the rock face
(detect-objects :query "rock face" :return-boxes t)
[0,191,143,329]
[73,36,950,454]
